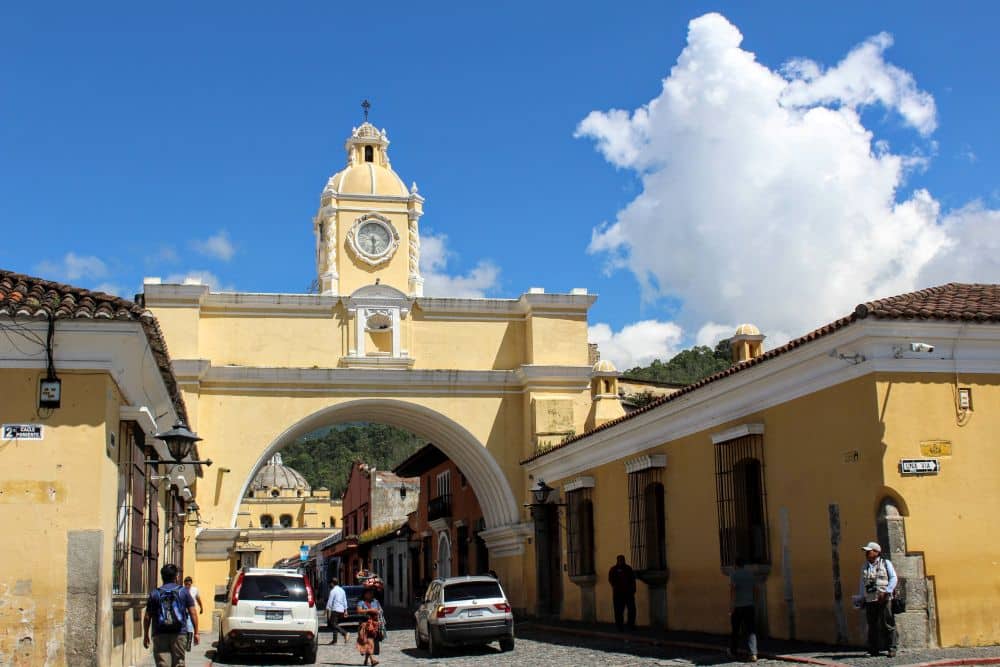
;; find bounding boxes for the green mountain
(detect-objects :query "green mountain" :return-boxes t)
[624,339,733,386]
[281,423,424,497]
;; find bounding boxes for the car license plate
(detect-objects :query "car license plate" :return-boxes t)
[468,609,483,617]
[265,610,283,620]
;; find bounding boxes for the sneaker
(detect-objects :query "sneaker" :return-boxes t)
[750,656,758,663]
[887,650,897,658]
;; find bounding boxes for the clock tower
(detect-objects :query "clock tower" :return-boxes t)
[314,120,424,297]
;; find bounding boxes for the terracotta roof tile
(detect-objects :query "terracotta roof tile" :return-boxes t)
[0,268,188,424]
[522,282,1000,465]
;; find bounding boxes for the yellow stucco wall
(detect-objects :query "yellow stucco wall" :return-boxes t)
[877,373,1000,646]
[0,369,155,666]
[547,371,1000,646]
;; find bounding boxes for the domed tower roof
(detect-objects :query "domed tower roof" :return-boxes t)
[324,122,410,198]
[592,358,619,374]
[250,453,311,493]
[734,323,761,337]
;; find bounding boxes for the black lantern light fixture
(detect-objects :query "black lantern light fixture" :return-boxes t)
[148,422,213,467]
[530,478,555,506]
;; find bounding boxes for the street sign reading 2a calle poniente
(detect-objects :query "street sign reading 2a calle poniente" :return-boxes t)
[899,458,940,475]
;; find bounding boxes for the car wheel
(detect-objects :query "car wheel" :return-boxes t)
[428,626,442,657]
[414,625,428,650]
[500,635,515,652]
[300,644,318,664]
[215,632,230,662]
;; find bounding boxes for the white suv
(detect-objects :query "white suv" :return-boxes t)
[414,575,515,656]
[217,568,319,663]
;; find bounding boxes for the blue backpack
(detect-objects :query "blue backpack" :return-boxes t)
[156,584,187,633]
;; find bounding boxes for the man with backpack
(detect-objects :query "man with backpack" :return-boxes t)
[143,563,199,666]
[858,541,898,657]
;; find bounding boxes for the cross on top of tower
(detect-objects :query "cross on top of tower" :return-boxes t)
[361,99,371,122]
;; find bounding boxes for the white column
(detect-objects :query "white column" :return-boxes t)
[391,309,401,358]
[356,309,366,357]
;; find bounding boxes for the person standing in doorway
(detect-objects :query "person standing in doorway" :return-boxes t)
[608,554,636,631]
[729,558,758,662]
[182,577,203,651]
[143,563,198,667]
[326,577,350,645]
[859,541,898,657]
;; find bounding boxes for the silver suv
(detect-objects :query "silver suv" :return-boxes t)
[414,575,515,656]
[217,568,319,663]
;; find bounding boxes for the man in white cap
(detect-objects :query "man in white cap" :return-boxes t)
[858,541,898,657]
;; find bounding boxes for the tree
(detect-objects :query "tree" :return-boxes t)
[280,423,423,497]
[624,339,732,386]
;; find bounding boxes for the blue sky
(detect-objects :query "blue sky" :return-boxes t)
[1,2,997,367]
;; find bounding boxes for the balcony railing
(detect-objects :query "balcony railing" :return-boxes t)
[428,494,452,522]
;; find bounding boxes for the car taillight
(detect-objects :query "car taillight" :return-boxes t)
[494,603,511,612]
[305,577,315,608]
[305,631,314,640]
[231,572,245,606]
[435,605,456,618]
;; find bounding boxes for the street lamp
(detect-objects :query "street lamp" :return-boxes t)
[147,422,213,467]
[529,479,554,506]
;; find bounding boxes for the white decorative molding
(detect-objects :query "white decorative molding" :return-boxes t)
[480,522,534,558]
[345,213,400,267]
[525,319,1000,483]
[119,405,159,437]
[624,454,667,474]
[338,356,416,371]
[429,517,450,533]
[563,476,596,492]
[710,423,765,444]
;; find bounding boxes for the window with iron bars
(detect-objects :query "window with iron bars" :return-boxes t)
[566,488,595,577]
[628,469,666,572]
[714,433,769,567]
[113,422,160,595]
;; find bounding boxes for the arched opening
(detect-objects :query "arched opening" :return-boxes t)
[437,530,452,578]
[279,514,293,528]
[231,399,520,531]
[364,145,374,162]
[260,514,274,528]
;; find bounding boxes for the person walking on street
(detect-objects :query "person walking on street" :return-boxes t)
[357,609,382,666]
[729,558,758,662]
[182,577,203,652]
[608,554,637,631]
[356,587,384,663]
[326,577,350,645]
[143,563,198,667]
[858,541,898,657]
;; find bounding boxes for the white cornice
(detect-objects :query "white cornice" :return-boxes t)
[710,423,765,444]
[563,476,596,492]
[624,454,667,474]
[525,319,1000,482]
[480,522,534,558]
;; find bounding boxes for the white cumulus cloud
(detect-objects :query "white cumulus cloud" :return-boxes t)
[577,12,997,343]
[420,232,500,298]
[36,252,109,282]
[588,320,684,370]
[193,230,236,261]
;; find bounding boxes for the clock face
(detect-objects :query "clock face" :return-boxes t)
[357,221,391,256]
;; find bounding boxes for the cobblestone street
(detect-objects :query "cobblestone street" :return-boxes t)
[141,618,1000,667]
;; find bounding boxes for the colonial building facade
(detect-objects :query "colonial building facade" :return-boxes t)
[0,271,197,666]
[524,284,1000,648]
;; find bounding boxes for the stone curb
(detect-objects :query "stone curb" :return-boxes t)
[901,659,1000,667]
[529,623,849,667]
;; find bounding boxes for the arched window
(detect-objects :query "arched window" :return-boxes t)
[364,145,374,162]
[260,514,274,529]
[643,482,667,571]
[329,516,336,528]
[279,514,293,528]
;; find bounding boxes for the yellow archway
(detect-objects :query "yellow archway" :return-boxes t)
[229,398,521,530]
